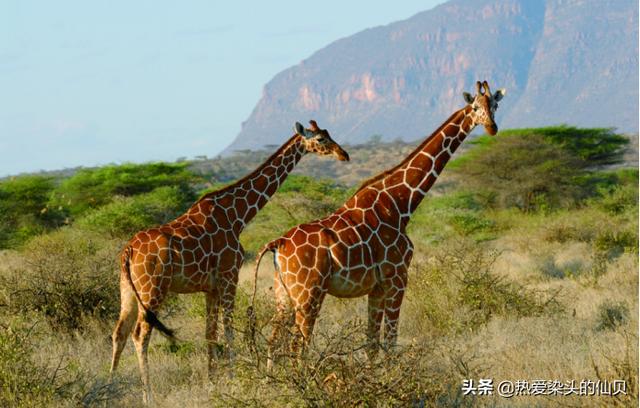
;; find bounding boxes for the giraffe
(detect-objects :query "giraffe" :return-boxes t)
[109,120,349,403]
[249,81,505,368]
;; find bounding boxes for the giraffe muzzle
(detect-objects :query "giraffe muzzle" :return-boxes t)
[485,124,498,136]
[336,150,350,161]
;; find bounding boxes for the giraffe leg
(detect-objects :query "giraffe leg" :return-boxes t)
[366,283,385,359]
[267,277,293,371]
[132,313,153,404]
[382,267,407,351]
[130,263,170,404]
[292,288,326,360]
[205,291,220,378]
[219,268,239,367]
[110,282,138,375]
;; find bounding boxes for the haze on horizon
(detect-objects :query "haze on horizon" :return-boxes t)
[0,1,445,177]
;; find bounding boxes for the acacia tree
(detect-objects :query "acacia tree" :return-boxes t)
[452,127,629,211]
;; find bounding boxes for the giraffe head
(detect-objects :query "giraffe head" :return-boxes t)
[463,81,506,136]
[295,120,350,161]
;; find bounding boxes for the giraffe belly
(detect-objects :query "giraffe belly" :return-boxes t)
[327,268,377,298]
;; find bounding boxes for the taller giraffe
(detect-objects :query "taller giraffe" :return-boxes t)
[251,81,505,367]
[110,120,349,404]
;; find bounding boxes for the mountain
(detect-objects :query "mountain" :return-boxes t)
[224,0,638,153]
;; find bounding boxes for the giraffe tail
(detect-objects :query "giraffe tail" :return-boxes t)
[245,239,280,345]
[122,246,176,340]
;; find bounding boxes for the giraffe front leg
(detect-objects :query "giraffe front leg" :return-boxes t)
[205,291,220,379]
[367,283,385,360]
[382,269,407,351]
[219,268,239,370]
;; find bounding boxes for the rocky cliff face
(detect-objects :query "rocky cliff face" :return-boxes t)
[225,0,638,153]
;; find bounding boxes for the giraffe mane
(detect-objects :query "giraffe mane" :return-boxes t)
[195,134,301,203]
[353,108,467,194]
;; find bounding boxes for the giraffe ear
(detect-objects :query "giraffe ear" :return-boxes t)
[294,121,313,138]
[493,88,506,102]
[463,92,474,104]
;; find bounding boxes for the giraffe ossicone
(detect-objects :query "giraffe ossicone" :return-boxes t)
[250,81,506,369]
[109,120,348,404]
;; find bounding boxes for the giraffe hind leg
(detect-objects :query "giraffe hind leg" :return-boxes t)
[366,283,385,360]
[132,312,154,404]
[291,288,326,361]
[110,284,138,375]
[267,266,294,371]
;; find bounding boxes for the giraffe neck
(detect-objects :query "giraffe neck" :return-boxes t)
[193,135,306,233]
[348,106,475,228]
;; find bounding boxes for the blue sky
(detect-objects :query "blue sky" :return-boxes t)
[0,1,445,176]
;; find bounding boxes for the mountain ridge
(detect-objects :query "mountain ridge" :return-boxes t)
[224,0,638,153]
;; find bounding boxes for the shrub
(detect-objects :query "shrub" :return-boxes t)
[76,186,191,237]
[593,229,639,257]
[50,162,199,218]
[0,175,65,248]
[0,318,132,407]
[0,320,55,407]
[536,255,585,279]
[0,228,122,332]
[595,301,629,331]
[450,247,560,325]
[449,213,495,237]
[595,183,639,215]
[217,320,465,407]
[425,191,484,211]
[407,241,563,335]
[541,218,595,243]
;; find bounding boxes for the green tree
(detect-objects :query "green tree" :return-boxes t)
[451,126,629,211]
[0,176,64,247]
[50,162,199,218]
[76,186,191,237]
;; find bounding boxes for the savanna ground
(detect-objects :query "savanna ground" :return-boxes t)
[0,127,637,407]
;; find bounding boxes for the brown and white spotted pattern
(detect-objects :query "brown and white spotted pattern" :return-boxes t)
[252,81,505,367]
[110,120,348,404]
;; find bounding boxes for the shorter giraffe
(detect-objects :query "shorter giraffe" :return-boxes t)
[110,120,349,404]
[250,81,505,368]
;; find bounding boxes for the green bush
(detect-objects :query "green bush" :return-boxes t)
[422,191,484,211]
[449,213,495,237]
[595,183,639,215]
[50,162,199,218]
[76,186,191,237]
[0,228,122,332]
[409,192,495,243]
[0,175,65,248]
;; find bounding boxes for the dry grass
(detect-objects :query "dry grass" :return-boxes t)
[0,203,637,407]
